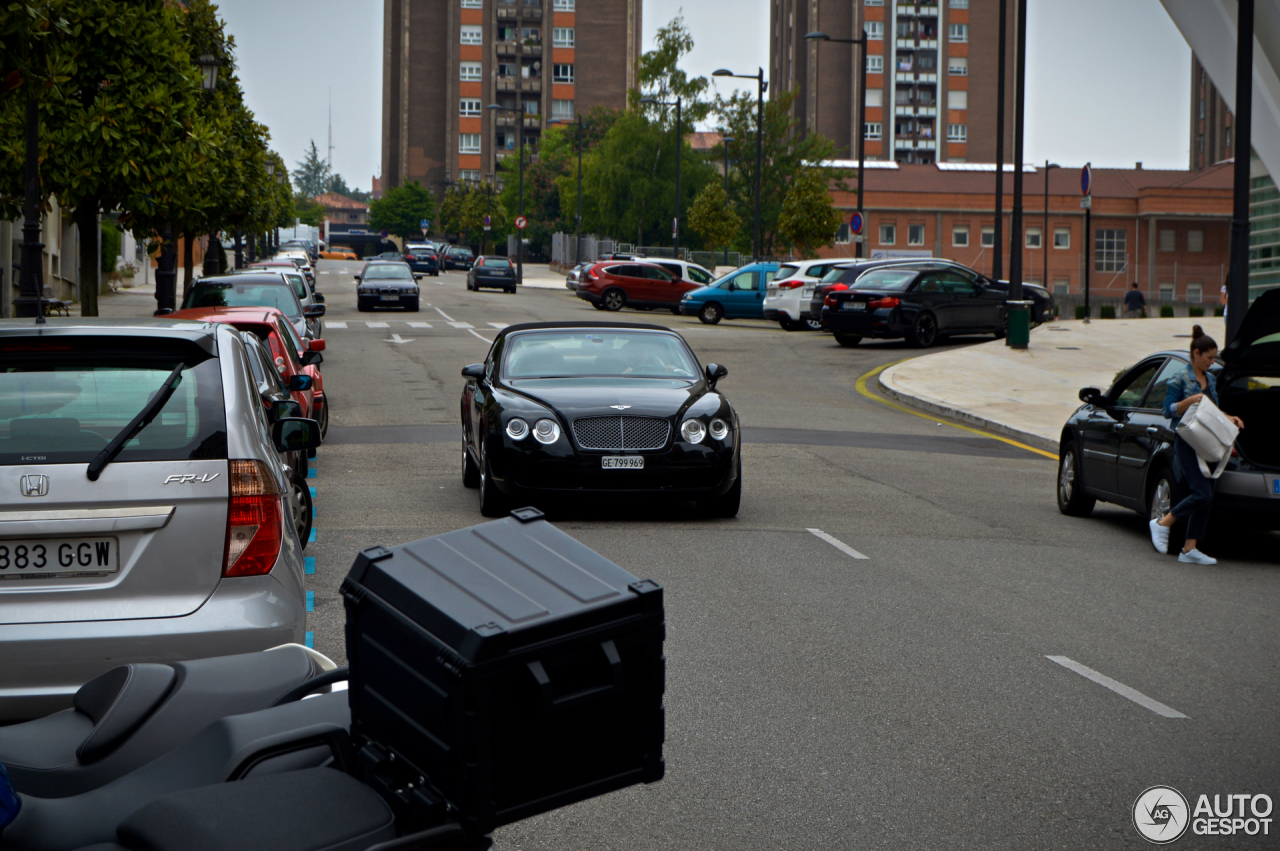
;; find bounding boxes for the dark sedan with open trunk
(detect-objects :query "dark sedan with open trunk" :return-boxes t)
[460,322,741,517]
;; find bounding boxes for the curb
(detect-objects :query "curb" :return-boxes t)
[877,363,1061,456]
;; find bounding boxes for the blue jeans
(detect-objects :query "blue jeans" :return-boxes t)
[1172,436,1215,542]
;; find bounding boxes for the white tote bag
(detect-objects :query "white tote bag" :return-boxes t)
[1175,395,1239,479]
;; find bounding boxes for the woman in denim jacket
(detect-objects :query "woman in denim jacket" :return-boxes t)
[1149,326,1245,564]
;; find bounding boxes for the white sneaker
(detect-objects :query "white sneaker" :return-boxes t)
[1149,518,1170,554]
[1178,548,1218,565]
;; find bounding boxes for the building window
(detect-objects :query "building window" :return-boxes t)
[1053,278,1069,296]
[1199,99,1205,119]
[1187,283,1203,303]
[952,226,969,247]
[1054,227,1070,248]
[552,99,574,119]
[948,57,968,76]
[1025,227,1042,248]
[880,224,896,245]
[461,25,482,45]
[1159,283,1174,301]
[867,55,883,73]
[459,169,481,183]
[948,23,968,42]
[864,122,882,140]
[981,226,995,247]
[946,123,966,142]
[908,224,925,245]
[553,64,574,83]
[460,98,481,116]
[461,0,481,6]
[866,89,883,107]
[1226,128,1231,149]
[836,223,851,244]
[1159,229,1175,252]
[553,0,575,8]
[1095,228,1127,272]
[460,62,482,81]
[950,0,969,6]
[866,22,883,40]
[947,90,967,110]
[865,0,883,5]
[1187,230,1204,252]
[522,99,539,114]
[459,133,481,154]
[552,27,574,47]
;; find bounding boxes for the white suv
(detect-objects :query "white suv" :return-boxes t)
[762,259,847,330]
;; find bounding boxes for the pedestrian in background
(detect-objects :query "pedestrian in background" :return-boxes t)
[1149,325,1246,564]
[1221,282,1228,319]
[1123,282,1146,319]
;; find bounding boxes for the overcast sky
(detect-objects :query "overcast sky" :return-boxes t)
[215,0,1193,192]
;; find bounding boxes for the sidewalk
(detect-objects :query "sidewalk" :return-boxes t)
[878,317,1226,454]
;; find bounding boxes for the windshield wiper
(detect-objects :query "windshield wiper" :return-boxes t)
[86,363,185,481]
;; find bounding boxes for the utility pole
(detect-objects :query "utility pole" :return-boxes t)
[1228,0,1255,341]
[993,0,1008,282]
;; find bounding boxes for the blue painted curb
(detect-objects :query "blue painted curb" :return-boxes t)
[306,590,315,612]
[304,556,316,575]
[305,631,314,648]
[307,467,317,479]
[308,527,317,543]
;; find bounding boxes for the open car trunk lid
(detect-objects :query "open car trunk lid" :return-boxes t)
[1219,289,1280,469]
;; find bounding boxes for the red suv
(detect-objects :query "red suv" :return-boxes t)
[575,261,702,313]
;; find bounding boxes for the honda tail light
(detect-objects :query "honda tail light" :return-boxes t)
[777,280,804,289]
[224,459,284,577]
[868,296,901,309]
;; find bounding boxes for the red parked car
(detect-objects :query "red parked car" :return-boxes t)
[574,261,702,313]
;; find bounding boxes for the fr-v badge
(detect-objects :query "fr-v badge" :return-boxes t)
[20,474,49,497]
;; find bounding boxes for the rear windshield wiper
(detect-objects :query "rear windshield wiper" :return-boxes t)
[86,363,185,481]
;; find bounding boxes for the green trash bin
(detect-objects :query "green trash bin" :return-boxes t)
[1006,299,1033,349]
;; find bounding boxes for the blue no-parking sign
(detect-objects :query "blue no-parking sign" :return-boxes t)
[850,212,864,235]
[1080,164,1092,197]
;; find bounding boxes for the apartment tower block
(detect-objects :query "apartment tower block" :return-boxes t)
[770,0,1014,164]
[382,0,641,194]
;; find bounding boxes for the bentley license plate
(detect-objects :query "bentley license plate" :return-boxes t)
[0,537,118,578]
[841,301,866,311]
[602,457,644,469]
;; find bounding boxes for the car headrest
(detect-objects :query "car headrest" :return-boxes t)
[73,663,176,764]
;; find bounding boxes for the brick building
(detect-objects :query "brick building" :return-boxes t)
[314,192,370,225]
[770,0,1014,164]
[1190,53,1233,172]
[381,0,640,195]
[820,162,1233,304]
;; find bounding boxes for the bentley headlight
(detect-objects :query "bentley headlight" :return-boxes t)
[681,418,707,444]
[506,418,529,440]
[533,418,561,445]
[709,418,729,441]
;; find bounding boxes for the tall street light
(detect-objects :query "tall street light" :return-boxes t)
[1042,161,1059,290]
[640,96,684,257]
[14,81,45,321]
[722,135,734,268]
[713,67,767,261]
[804,30,868,259]
[488,103,526,284]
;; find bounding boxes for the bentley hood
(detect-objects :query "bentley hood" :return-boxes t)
[502,378,706,419]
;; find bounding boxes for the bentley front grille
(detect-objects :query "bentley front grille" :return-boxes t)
[572,416,671,450]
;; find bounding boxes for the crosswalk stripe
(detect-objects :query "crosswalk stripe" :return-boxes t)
[407,321,433,328]
[487,322,508,329]
[448,321,474,329]
[806,528,870,560]
[327,321,347,329]
[365,321,390,328]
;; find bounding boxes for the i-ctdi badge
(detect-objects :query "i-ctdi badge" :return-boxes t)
[1134,786,1190,844]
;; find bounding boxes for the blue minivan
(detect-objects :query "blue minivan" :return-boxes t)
[677,263,780,325]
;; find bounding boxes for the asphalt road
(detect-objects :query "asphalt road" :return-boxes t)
[301,259,1280,850]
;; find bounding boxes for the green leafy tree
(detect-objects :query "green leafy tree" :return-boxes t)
[713,88,844,257]
[327,173,351,197]
[368,179,435,240]
[292,140,330,199]
[633,16,711,125]
[294,195,326,227]
[777,167,843,259]
[688,182,741,260]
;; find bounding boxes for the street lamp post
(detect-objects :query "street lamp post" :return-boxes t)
[14,89,45,321]
[713,68,768,261]
[722,135,734,267]
[488,103,525,284]
[805,31,869,259]
[640,96,683,257]
[1042,160,1059,291]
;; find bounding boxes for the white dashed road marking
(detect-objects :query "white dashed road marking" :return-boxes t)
[406,322,433,328]
[365,321,390,328]
[806,528,870,560]
[1045,656,1189,718]
[468,329,492,343]
[327,321,347,329]
[488,322,509,329]
[448,321,474,329]
[434,308,455,321]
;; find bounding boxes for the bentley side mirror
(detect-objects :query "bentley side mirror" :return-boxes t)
[301,351,323,367]
[706,363,728,387]
[288,374,313,391]
[1079,387,1103,405]
[461,363,486,380]
[272,418,322,454]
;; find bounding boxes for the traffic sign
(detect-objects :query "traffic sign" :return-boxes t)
[380,230,389,238]
[1080,195,1092,210]
[514,215,528,230]
[850,211,864,235]
[420,218,430,228]
[1080,163,1091,196]
[483,214,492,227]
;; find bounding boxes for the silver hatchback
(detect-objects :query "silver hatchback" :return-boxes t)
[0,319,317,719]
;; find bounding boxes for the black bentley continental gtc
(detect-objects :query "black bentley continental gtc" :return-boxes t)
[460,322,742,517]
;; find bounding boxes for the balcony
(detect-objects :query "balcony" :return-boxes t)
[497,76,518,92]
[896,3,939,15]
[521,77,541,92]
[896,38,938,50]
[497,40,518,56]
[896,72,937,83]
[894,104,937,116]
[498,6,518,19]
[523,114,541,128]
[522,42,542,56]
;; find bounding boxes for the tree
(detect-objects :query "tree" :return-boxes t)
[633,16,711,125]
[688,182,741,260]
[327,173,351,197]
[294,195,326,227]
[368,179,435,240]
[292,140,330,199]
[777,167,842,259]
[713,88,845,257]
